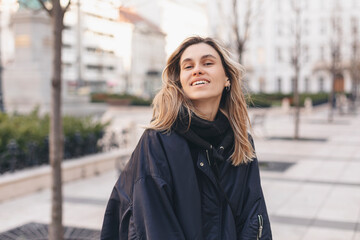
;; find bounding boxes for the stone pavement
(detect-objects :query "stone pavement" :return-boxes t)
[254,105,360,240]
[0,105,359,240]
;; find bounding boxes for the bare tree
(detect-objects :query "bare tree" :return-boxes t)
[328,2,343,122]
[36,0,71,239]
[349,16,360,113]
[290,0,302,140]
[231,0,251,64]
[218,0,264,64]
[312,1,344,122]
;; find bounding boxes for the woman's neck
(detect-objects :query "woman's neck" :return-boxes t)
[193,100,220,121]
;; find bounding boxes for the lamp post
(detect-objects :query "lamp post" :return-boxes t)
[0,1,5,113]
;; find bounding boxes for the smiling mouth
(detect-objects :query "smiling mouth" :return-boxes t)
[191,80,210,86]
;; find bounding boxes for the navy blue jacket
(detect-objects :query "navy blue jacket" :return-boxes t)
[101,129,272,239]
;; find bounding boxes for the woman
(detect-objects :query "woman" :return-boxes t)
[101,36,272,240]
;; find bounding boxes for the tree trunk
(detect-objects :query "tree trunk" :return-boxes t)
[328,74,336,123]
[49,0,64,239]
[237,43,244,65]
[294,72,300,140]
[292,0,301,140]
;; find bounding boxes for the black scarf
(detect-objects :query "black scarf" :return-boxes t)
[173,107,234,163]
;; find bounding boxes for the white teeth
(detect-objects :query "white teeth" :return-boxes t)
[192,80,208,86]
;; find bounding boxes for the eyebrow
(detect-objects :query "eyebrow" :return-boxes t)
[181,54,217,66]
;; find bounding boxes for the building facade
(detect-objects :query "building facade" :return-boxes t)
[60,0,166,97]
[208,0,360,94]
[62,0,124,94]
[2,0,167,113]
[118,7,166,98]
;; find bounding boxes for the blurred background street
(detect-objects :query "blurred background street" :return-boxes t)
[0,0,360,239]
[1,104,360,240]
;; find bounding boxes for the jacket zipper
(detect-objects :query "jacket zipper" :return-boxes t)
[257,214,263,240]
[205,147,222,239]
[205,148,211,166]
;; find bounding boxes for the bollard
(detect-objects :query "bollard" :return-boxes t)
[7,139,19,172]
[281,98,290,113]
[87,133,96,154]
[74,131,84,157]
[26,141,38,166]
[304,97,313,114]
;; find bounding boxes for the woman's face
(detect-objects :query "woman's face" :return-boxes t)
[179,43,229,107]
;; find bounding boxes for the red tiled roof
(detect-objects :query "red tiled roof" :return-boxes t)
[119,7,164,35]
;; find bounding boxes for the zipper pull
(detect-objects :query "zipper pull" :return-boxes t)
[257,214,263,239]
[205,149,211,166]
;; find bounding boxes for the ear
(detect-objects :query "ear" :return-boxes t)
[225,78,230,87]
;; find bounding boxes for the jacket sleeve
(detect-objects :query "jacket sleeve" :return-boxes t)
[101,130,186,240]
[237,135,272,240]
[100,187,121,240]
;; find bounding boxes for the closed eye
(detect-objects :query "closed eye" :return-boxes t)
[204,62,214,66]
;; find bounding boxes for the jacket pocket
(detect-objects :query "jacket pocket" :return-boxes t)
[238,212,266,240]
[120,205,139,240]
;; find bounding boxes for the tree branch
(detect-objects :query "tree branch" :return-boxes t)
[242,0,253,47]
[37,0,53,16]
[232,0,241,46]
[62,0,72,14]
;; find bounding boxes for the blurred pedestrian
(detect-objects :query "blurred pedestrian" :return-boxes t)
[101,36,272,240]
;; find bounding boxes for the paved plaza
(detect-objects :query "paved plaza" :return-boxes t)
[0,104,359,240]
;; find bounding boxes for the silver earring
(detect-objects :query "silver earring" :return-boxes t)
[225,85,231,92]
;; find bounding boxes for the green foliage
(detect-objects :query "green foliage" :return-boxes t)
[90,93,152,106]
[0,108,48,154]
[0,109,109,173]
[297,93,329,106]
[246,94,272,108]
[247,93,329,108]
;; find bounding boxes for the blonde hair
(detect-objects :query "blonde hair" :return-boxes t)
[149,36,254,165]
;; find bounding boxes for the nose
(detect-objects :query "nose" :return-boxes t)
[192,65,203,76]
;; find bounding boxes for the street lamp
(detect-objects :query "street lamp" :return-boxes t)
[0,0,19,113]
[0,1,5,112]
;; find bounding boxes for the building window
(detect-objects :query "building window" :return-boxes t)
[320,18,326,35]
[320,45,325,61]
[259,77,265,92]
[277,77,282,92]
[62,62,72,68]
[303,45,309,62]
[351,17,358,35]
[85,29,115,39]
[291,77,295,92]
[86,64,103,71]
[277,47,282,62]
[86,64,115,71]
[86,47,115,55]
[304,77,309,92]
[62,43,72,49]
[277,20,283,36]
[289,47,294,63]
[319,77,324,92]
[304,19,309,35]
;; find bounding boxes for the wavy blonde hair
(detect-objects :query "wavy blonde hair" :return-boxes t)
[149,36,254,165]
